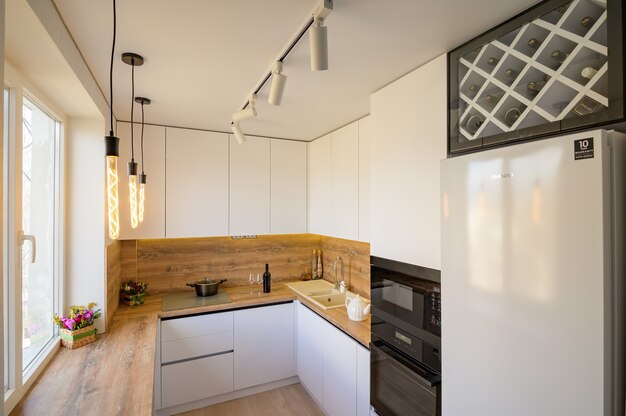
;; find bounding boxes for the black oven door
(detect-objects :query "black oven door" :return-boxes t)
[371,337,441,416]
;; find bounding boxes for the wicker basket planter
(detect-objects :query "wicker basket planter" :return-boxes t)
[60,324,96,349]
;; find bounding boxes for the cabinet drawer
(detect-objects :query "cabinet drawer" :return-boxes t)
[161,352,234,408]
[162,331,233,363]
[161,311,233,342]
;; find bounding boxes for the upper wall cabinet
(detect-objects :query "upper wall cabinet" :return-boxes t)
[166,128,229,238]
[229,135,270,236]
[117,122,166,239]
[331,122,359,241]
[370,55,447,269]
[309,134,332,236]
[448,0,625,154]
[270,140,307,234]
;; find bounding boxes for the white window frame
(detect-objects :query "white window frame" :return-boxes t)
[3,62,65,415]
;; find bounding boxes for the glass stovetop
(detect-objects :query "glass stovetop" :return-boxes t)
[161,291,232,312]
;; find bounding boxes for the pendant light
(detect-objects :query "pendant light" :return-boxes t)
[105,0,120,240]
[135,96,150,223]
[309,0,333,71]
[122,52,144,229]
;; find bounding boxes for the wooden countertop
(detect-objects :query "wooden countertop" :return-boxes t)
[10,282,370,416]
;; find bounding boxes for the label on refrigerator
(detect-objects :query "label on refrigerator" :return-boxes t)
[574,138,594,160]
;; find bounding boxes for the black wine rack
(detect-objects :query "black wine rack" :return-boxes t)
[448,0,625,155]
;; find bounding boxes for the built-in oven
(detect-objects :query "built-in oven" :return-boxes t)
[370,256,441,416]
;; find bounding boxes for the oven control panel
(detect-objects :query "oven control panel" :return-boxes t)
[428,288,441,335]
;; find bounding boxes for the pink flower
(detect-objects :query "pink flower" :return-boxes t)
[63,318,75,330]
[84,312,92,321]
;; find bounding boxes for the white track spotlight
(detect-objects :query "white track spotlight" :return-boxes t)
[231,122,247,144]
[232,95,258,123]
[268,61,287,106]
[309,0,333,71]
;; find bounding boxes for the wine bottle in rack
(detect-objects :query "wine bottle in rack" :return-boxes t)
[556,4,569,14]
[504,107,522,127]
[466,114,484,134]
[550,49,569,63]
[580,16,594,28]
[527,80,547,93]
[527,38,542,49]
[487,57,499,66]
[485,92,503,105]
[581,67,598,80]
[504,68,518,78]
[469,84,480,93]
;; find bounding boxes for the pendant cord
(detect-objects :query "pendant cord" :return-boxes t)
[109,0,116,135]
[141,101,145,174]
[130,61,135,162]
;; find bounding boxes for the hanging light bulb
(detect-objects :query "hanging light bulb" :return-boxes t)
[135,97,150,223]
[122,52,144,229]
[105,0,119,240]
[309,0,333,71]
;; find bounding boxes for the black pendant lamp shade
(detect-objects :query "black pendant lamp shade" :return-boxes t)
[135,96,151,185]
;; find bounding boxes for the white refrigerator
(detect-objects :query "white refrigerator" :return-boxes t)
[440,129,625,416]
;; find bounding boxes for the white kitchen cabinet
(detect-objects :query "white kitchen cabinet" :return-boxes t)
[308,133,332,236]
[165,128,229,238]
[270,140,307,234]
[358,116,370,243]
[297,302,326,406]
[229,135,270,235]
[161,352,234,408]
[356,344,370,416]
[323,323,358,416]
[331,121,359,241]
[234,302,296,390]
[370,54,447,269]
[117,122,166,239]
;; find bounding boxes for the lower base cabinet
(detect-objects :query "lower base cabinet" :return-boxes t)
[297,301,371,416]
[161,352,234,408]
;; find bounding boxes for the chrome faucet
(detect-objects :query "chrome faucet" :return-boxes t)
[333,256,347,292]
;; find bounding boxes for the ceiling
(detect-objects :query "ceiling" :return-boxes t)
[51,0,540,141]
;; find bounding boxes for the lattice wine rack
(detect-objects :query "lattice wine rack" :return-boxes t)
[448,0,624,154]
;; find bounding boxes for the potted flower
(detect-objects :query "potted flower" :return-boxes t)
[53,303,102,349]
[120,280,148,306]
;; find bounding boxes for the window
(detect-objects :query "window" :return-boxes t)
[20,96,59,372]
[3,66,64,412]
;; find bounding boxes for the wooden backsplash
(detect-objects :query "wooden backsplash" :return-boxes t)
[118,234,370,298]
[105,240,122,328]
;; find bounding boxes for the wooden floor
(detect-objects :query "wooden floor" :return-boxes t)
[176,384,324,416]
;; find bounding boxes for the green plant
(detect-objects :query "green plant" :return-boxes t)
[121,280,148,306]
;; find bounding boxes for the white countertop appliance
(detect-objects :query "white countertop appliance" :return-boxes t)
[441,129,625,416]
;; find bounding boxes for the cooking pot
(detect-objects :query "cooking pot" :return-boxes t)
[186,278,227,297]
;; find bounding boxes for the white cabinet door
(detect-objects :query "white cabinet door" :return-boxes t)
[165,128,228,238]
[358,116,371,243]
[308,134,332,235]
[234,303,296,390]
[323,323,357,416]
[297,302,326,406]
[270,140,307,234]
[356,344,370,416]
[117,122,166,239]
[331,122,359,240]
[161,352,234,408]
[370,54,447,269]
[229,135,270,235]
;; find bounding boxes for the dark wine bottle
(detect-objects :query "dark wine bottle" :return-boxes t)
[551,50,569,63]
[580,16,594,28]
[527,80,547,93]
[504,107,522,126]
[487,57,499,66]
[504,68,518,78]
[527,38,542,49]
[468,84,480,93]
[263,264,271,293]
[466,114,484,134]
[556,4,569,14]
[485,93,501,105]
[581,67,598,80]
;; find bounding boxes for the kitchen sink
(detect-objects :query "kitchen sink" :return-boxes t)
[310,292,347,309]
[286,280,354,310]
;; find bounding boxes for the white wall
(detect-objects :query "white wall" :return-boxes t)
[65,117,106,333]
[370,54,447,269]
